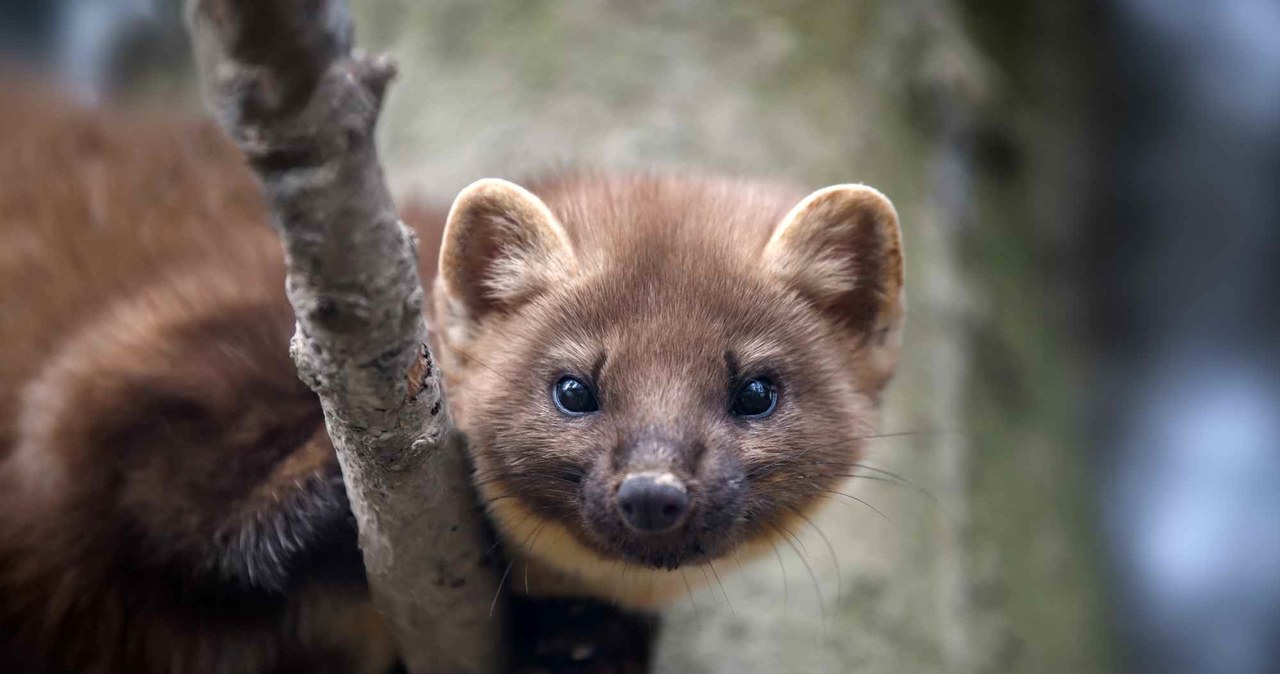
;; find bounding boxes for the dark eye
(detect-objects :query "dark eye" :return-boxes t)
[731,377,777,418]
[553,376,599,415]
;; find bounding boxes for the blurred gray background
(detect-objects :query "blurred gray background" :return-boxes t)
[3,1,1278,673]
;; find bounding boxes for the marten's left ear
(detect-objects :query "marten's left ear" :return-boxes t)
[764,185,905,377]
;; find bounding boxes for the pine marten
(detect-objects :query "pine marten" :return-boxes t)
[0,87,904,672]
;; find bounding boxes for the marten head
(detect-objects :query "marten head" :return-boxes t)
[433,175,904,589]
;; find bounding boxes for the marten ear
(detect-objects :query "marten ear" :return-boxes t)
[436,179,576,333]
[764,185,905,380]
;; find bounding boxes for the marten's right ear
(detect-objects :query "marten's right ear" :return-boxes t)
[437,179,577,333]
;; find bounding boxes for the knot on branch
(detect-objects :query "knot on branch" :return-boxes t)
[405,342,436,402]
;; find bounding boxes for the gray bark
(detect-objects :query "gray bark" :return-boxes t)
[184,2,504,672]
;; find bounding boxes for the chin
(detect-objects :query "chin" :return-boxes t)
[585,523,742,572]
[480,487,753,610]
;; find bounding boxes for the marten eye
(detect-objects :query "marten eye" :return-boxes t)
[731,377,777,418]
[553,376,599,415]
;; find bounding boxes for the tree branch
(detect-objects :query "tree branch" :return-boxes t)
[185,2,504,671]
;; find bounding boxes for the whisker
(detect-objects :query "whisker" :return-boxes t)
[786,460,943,510]
[748,474,893,523]
[743,431,940,482]
[680,568,701,627]
[756,472,905,492]
[480,494,573,518]
[850,461,921,488]
[787,505,841,612]
[843,473,942,510]
[480,507,534,558]
[770,520,826,636]
[610,558,625,607]
[471,471,584,489]
[770,473,911,492]
[547,524,568,550]
[615,561,631,607]
[708,559,734,615]
[818,489,890,522]
[490,557,516,618]
[770,540,789,615]
[440,342,527,392]
[491,519,547,617]
[841,474,911,488]
[523,519,551,595]
[698,566,715,608]
[751,458,926,498]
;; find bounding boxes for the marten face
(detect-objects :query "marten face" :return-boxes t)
[433,175,904,582]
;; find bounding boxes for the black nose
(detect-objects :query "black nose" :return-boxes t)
[616,473,690,533]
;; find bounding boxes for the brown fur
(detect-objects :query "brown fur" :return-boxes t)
[0,87,397,673]
[0,84,903,668]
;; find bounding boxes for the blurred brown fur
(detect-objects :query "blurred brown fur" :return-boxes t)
[0,83,407,674]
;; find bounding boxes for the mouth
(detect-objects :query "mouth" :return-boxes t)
[584,505,742,571]
[615,537,714,570]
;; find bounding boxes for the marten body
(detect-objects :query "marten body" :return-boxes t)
[0,89,405,673]
[0,89,903,672]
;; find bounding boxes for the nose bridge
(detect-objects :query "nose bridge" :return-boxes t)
[609,325,712,474]
[621,429,687,473]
